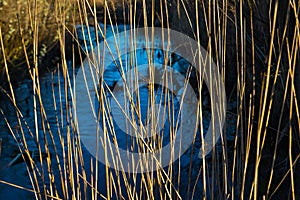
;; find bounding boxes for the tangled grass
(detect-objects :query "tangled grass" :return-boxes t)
[0,0,79,85]
[0,0,300,199]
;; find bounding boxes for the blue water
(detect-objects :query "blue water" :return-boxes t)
[0,24,237,199]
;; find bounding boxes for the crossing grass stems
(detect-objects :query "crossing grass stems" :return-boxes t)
[0,0,300,199]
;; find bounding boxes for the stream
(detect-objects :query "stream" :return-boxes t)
[0,24,237,199]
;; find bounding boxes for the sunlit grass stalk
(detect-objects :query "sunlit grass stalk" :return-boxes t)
[0,0,300,199]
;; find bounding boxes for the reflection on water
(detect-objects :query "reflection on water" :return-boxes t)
[0,24,236,199]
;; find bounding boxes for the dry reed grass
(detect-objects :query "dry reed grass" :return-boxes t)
[0,0,80,86]
[0,0,299,199]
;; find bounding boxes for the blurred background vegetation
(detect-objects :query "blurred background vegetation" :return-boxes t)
[0,0,79,85]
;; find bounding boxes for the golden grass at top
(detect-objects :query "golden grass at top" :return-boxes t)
[0,0,79,80]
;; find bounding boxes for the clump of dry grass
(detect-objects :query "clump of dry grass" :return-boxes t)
[0,0,80,85]
[0,0,300,199]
